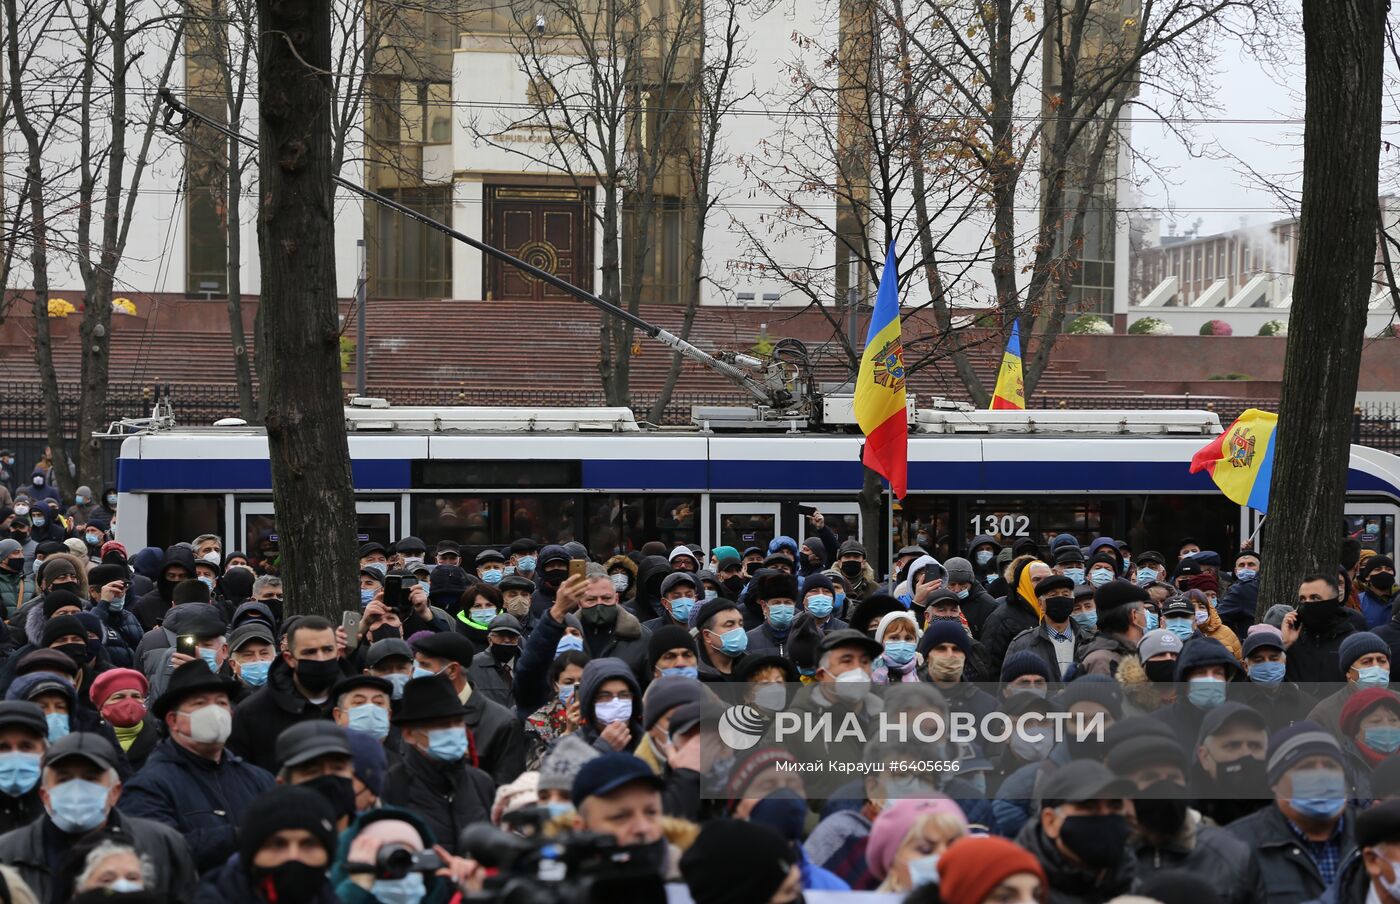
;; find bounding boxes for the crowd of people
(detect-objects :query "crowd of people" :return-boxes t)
[6,462,1400,903]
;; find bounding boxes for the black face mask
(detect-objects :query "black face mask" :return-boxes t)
[1056,813,1130,870]
[1143,659,1177,684]
[1216,754,1270,794]
[1044,595,1075,623]
[1133,780,1188,836]
[56,642,89,667]
[1298,598,1342,632]
[491,644,520,665]
[250,861,326,902]
[0,558,19,574]
[301,773,357,822]
[1372,573,1397,593]
[294,657,341,694]
[369,624,402,643]
[840,560,864,579]
[542,569,567,590]
[10,530,27,542]
[722,575,746,597]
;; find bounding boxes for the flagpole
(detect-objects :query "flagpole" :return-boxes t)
[1246,514,1267,548]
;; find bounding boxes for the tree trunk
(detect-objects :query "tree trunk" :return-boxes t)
[256,0,358,619]
[227,139,257,420]
[1255,0,1384,615]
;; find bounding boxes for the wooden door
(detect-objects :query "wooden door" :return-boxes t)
[485,186,593,301]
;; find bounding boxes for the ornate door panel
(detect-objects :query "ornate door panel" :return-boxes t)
[485,186,593,301]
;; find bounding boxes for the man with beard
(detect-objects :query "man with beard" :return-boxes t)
[1108,734,1263,903]
[1285,574,1359,684]
[1190,702,1272,827]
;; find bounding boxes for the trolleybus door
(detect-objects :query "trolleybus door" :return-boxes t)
[237,499,399,563]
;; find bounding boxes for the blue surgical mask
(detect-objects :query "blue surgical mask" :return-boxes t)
[1187,676,1227,709]
[907,853,940,888]
[1357,665,1391,689]
[1236,568,1257,582]
[0,752,40,797]
[975,550,994,566]
[1289,768,1347,819]
[239,660,270,687]
[370,871,427,904]
[955,587,969,600]
[108,880,142,894]
[425,727,468,762]
[713,626,748,656]
[1137,567,1158,586]
[543,802,573,821]
[197,648,219,673]
[74,495,87,506]
[662,666,699,680]
[1145,611,1159,631]
[385,673,410,699]
[1071,610,1098,630]
[806,595,834,618]
[668,597,696,623]
[482,569,503,585]
[347,703,390,740]
[198,575,215,591]
[558,683,576,702]
[45,713,69,743]
[704,589,718,602]
[108,596,124,612]
[767,603,795,629]
[555,635,585,655]
[365,562,387,577]
[1248,661,1285,685]
[47,778,110,833]
[883,640,916,666]
[1063,568,1086,585]
[834,591,847,610]
[1367,726,1400,753]
[517,555,537,573]
[29,516,43,527]
[360,588,377,606]
[1089,569,1114,587]
[470,607,497,624]
[1165,619,1193,640]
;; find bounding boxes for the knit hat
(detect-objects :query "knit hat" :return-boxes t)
[648,625,697,665]
[1263,604,1295,628]
[492,771,541,825]
[42,589,84,618]
[1000,650,1053,685]
[874,611,919,645]
[537,734,600,792]
[919,620,971,657]
[1340,632,1391,674]
[694,597,740,632]
[236,786,338,868]
[1363,556,1397,579]
[866,799,965,880]
[1094,579,1150,611]
[89,668,148,707]
[1341,688,1400,738]
[1267,720,1344,786]
[642,675,705,731]
[1183,572,1220,595]
[680,819,795,904]
[0,539,19,560]
[38,557,77,586]
[40,614,87,648]
[943,556,975,585]
[937,836,1046,904]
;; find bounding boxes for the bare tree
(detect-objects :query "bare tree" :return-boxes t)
[1255,0,1384,612]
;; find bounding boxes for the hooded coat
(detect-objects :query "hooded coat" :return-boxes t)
[1228,803,1357,904]
[1130,807,1266,904]
[980,558,1044,671]
[630,555,673,622]
[330,808,460,904]
[132,545,198,630]
[604,553,639,602]
[576,656,644,754]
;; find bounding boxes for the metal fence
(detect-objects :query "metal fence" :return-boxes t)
[1357,404,1400,454]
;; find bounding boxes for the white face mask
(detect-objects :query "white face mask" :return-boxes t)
[832,668,870,701]
[1380,854,1400,898]
[183,704,232,745]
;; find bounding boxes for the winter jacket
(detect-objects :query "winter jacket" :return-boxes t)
[90,598,143,668]
[580,605,652,685]
[1374,607,1400,667]
[1016,816,1139,903]
[227,658,338,773]
[1303,850,1372,904]
[329,807,459,904]
[119,738,276,872]
[381,746,495,856]
[463,684,527,786]
[1199,604,1244,662]
[746,622,793,658]
[1078,631,1139,677]
[0,809,197,903]
[1360,589,1396,629]
[629,555,673,622]
[604,553,638,603]
[1286,609,1358,685]
[958,585,999,639]
[980,561,1043,671]
[1227,803,1357,904]
[196,853,341,904]
[513,608,569,717]
[1306,685,1358,736]
[132,544,198,630]
[466,648,514,709]
[1218,576,1260,639]
[576,657,644,755]
[0,569,30,619]
[0,790,41,837]
[1005,620,1092,682]
[1131,808,1266,904]
[1246,679,1319,734]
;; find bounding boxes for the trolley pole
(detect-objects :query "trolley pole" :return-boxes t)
[356,238,367,397]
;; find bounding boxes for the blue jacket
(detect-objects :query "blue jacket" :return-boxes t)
[1360,590,1395,629]
[514,608,568,717]
[119,738,276,872]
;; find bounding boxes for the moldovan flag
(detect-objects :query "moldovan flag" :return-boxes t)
[990,320,1026,410]
[854,243,908,499]
[1188,408,1278,513]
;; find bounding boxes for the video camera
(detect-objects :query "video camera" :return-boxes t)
[458,815,666,904]
[343,842,444,880]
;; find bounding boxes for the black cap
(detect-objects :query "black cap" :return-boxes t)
[43,732,119,771]
[1038,760,1135,807]
[396,536,427,554]
[411,631,475,666]
[0,701,47,738]
[435,540,461,554]
[392,675,466,725]
[275,721,353,770]
[510,538,539,554]
[499,574,534,593]
[1094,579,1151,611]
[1035,575,1075,597]
[151,659,239,720]
[358,542,387,558]
[1358,799,1400,848]
[819,628,883,660]
[1136,551,1166,567]
[660,572,700,596]
[1054,547,1086,565]
[330,674,393,704]
[364,638,414,669]
[1196,702,1267,746]
[487,613,523,637]
[229,622,276,653]
[475,548,506,565]
[571,752,664,807]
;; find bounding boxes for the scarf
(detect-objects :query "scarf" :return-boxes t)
[1016,565,1044,620]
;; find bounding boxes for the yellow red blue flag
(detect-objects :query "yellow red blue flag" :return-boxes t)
[991,320,1026,410]
[854,243,908,499]
[1189,408,1277,512]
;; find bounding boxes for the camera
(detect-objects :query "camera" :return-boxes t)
[458,821,666,904]
[344,843,444,880]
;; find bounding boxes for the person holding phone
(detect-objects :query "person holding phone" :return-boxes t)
[87,563,141,669]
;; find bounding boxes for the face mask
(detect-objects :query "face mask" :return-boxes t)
[31,476,42,487]
[558,683,576,702]
[806,595,834,618]
[101,698,146,728]
[929,655,965,682]
[75,494,88,506]
[1379,855,1400,900]
[491,644,519,665]
[767,602,795,629]
[371,872,427,904]
[46,778,109,833]
[303,773,358,823]
[1235,568,1257,582]
[832,668,869,702]
[12,505,27,517]
[30,516,44,528]
[753,683,786,710]
[482,569,503,585]
[704,589,718,602]
[412,664,438,680]
[1088,569,1114,587]
[504,597,530,618]
[662,665,698,680]
[1145,611,1159,631]
[470,607,497,624]
[668,597,696,624]
[1009,731,1055,763]
[1299,598,1342,632]
[722,576,746,598]
[1043,596,1074,623]
[295,658,341,694]
[106,592,125,611]
[105,494,117,506]
[365,562,387,577]
[840,560,864,579]
[1136,567,1158,585]
[0,559,19,574]
[1143,659,1177,684]
[1366,726,1400,753]
[370,625,401,643]
[347,703,390,740]
[402,557,424,571]
[1187,676,1227,709]
[1056,813,1130,869]
[425,727,468,762]
[543,801,574,821]
[46,713,69,742]
[1289,768,1347,819]
[184,704,233,744]
[1134,780,1189,836]
[1071,610,1098,630]
[975,549,994,567]
[250,862,326,903]
[360,588,377,606]
[1164,619,1193,640]
[906,853,940,888]
[1063,568,1085,585]
[0,752,40,797]
[56,643,89,667]
[239,660,271,687]
[198,647,220,673]
[1248,661,1285,685]
[556,634,585,655]
[1373,573,1397,593]
[610,573,630,593]
[883,640,916,666]
[386,673,410,699]
[835,591,847,610]
[1357,665,1391,689]
[953,587,969,601]
[594,698,632,725]
[581,604,618,628]
[517,555,537,573]
[711,626,747,656]
[84,533,100,547]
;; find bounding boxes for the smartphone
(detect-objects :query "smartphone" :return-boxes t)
[341,610,362,651]
[568,559,587,581]
[797,504,818,516]
[383,574,407,621]
[176,634,197,658]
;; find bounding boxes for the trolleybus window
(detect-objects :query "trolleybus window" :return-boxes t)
[1347,513,1395,555]
[146,493,225,553]
[583,495,698,560]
